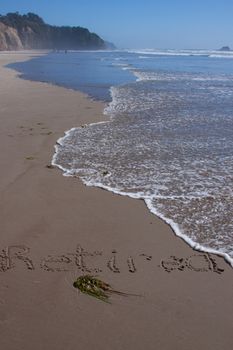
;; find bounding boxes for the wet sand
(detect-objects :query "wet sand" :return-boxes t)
[0,52,232,350]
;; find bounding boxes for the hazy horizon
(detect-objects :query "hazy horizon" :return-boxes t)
[1,0,233,50]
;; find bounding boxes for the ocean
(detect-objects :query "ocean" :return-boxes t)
[9,49,233,266]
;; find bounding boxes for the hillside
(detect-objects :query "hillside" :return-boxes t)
[0,12,112,50]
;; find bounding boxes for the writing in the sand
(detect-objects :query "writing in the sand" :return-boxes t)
[0,245,224,274]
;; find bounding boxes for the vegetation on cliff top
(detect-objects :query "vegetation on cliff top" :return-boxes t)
[0,12,113,50]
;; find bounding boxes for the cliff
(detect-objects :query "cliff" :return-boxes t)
[0,12,112,51]
[0,22,23,50]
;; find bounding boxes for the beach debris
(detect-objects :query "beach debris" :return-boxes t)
[46,164,55,169]
[73,275,133,303]
[25,156,35,160]
[102,170,109,176]
[81,124,87,128]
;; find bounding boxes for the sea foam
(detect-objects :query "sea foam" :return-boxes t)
[51,51,233,267]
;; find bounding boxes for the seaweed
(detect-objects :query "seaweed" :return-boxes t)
[73,275,133,303]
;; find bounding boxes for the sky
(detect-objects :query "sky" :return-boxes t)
[1,0,233,49]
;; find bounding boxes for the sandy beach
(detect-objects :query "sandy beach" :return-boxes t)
[0,52,232,350]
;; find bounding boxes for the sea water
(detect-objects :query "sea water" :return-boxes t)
[9,49,233,266]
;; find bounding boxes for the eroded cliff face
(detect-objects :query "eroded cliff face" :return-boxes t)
[0,22,23,50]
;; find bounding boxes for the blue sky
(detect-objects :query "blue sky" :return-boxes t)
[1,0,233,49]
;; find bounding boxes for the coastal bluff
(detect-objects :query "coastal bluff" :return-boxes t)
[0,12,113,50]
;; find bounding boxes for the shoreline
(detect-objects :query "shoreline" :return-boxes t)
[1,52,233,350]
[53,124,233,268]
[40,57,233,268]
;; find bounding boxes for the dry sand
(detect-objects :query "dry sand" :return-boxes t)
[0,52,232,350]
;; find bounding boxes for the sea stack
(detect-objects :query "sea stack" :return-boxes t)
[219,46,231,51]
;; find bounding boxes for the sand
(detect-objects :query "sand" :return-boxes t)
[0,52,232,350]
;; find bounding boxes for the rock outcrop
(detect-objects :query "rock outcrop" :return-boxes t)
[219,46,231,52]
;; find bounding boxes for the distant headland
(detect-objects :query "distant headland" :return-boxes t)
[0,12,115,51]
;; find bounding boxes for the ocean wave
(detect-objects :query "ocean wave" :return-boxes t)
[51,50,233,268]
[52,128,233,268]
[132,70,231,83]
[127,49,233,59]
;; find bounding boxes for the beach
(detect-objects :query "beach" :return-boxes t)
[0,52,233,350]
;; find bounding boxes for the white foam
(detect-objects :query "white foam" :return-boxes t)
[145,198,233,267]
[126,48,233,59]
[127,49,209,57]
[51,50,233,269]
[52,124,233,269]
[112,63,129,67]
[138,56,153,59]
[52,137,233,268]
[209,54,233,59]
